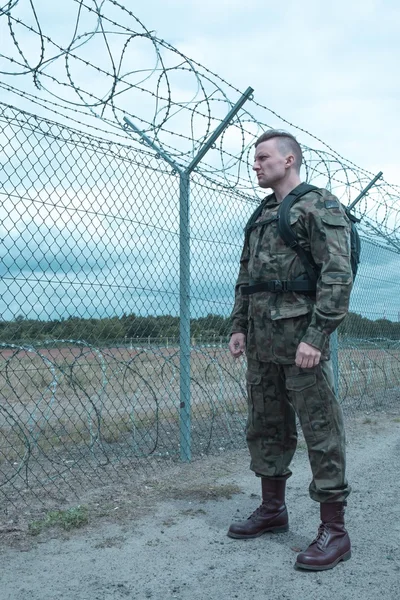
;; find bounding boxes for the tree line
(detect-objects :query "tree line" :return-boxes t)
[0,313,230,345]
[0,311,399,345]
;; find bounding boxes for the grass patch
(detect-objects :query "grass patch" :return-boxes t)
[362,417,377,425]
[392,417,400,423]
[28,505,88,536]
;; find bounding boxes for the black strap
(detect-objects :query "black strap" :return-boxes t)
[241,279,316,295]
[242,183,321,292]
[244,199,268,236]
[277,183,320,283]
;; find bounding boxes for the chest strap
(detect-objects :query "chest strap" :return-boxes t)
[241,279,316,295]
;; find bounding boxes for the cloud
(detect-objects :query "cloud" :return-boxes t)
[138,0,400,179]
[1,0,400,326]
[2,0,400,184]
[0,116,255,321]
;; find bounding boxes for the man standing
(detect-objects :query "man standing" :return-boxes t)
[228,130,353,571]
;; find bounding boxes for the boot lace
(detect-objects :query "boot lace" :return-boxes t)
[248,500,276,521]
[311,523,329,548]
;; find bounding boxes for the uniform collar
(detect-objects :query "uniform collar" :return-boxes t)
[262,192,279,207]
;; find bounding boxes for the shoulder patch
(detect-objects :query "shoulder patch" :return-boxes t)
[325,198,340,209]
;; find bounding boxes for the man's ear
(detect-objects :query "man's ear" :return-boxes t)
[285,154,295,169]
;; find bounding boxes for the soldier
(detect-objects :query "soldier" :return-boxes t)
[228,129,353,571]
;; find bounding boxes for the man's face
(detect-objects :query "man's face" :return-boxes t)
[253,139,289,188]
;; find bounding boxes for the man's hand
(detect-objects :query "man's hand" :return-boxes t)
[229,332,246,358]
[295,342,321,369]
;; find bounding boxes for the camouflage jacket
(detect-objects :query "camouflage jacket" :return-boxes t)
[230,187,353,363]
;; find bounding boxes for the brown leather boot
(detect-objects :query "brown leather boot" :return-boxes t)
[227,478,288,539]
[295,502,351,570]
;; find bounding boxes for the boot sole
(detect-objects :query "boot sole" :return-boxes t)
[295,549,351,571]
[227,524,289,539]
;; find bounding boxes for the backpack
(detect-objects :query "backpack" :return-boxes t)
[277,183,360,284]
[243,183,360,294]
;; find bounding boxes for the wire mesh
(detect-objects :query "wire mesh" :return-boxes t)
[1,1,400,518]
[0,104,251,514]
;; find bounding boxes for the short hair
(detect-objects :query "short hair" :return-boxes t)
[255,129,303,173]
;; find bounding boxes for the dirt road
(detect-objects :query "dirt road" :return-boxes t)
[1,413,399,600]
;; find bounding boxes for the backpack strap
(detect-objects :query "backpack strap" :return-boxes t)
[244,196,272,237]
[278,183,320,284]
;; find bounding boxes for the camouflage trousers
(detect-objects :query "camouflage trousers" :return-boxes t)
[246,358,350,503]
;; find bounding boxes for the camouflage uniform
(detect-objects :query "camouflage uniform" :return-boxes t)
[231,186,353,503]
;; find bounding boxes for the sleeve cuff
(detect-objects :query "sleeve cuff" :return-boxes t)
[301,328,328,352]
[230,326,248,337]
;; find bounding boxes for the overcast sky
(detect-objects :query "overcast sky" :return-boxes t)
[1,0,399,323]
[2,0,399,180]
[132,0,399,181]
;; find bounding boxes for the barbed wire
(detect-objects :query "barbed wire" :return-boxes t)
[1,0,400,248]
[0,102,399,255]
[1,338,399,501]
[2,4,400,514]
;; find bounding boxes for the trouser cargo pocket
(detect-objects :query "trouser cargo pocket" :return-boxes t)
[285,371,331,440]
[246,371,264,429]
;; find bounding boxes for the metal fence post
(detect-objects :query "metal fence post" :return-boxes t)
[179,171,191,461]
[347,171,383,211]
[123,86,253,461]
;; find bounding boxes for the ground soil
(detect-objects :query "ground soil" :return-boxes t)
[1,411,399,600]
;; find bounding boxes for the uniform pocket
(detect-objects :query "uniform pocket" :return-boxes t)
[285,373,316,392]
[321,214,348,227]
[246,371,263,411]
[285,370,330,439]
[321,214,350,256]
[246,370,264,430]
[270,304,312,362]
[320,271,353,312]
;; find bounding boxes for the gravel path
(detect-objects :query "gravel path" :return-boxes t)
[1,414,399,600]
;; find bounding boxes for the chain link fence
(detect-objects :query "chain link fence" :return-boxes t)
[1,103,400,518]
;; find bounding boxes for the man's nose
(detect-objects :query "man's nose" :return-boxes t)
[253,162,259,171]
